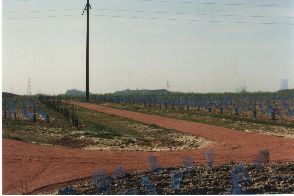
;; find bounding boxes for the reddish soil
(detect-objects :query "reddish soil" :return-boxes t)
[3,102,294,194]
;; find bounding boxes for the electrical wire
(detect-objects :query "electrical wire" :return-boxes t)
[92,8,294,20]
[5,12,294,27]
[92,13,294,26]
[4,0,294,26]
[6,14,80,20]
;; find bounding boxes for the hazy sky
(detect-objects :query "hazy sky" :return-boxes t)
[2,0,294,95]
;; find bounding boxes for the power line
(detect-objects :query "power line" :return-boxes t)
[138,0,294,7]
[92,13,294,26]
[6,14,80,20]
[6,7,294,21]
[27,78,32,96]
[5,8,294,27]
[6,8,79,14]
[3,0,294,8]
[4,0,294,21]
[3,0,31,2]
[4,1,294,26]
[5,12,294,26]
[3,0,293,7]
[93,8,294,20]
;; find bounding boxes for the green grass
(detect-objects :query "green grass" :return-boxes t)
[2,119,27,130]
[3,130,49,145]
[84,123,122,139]
[4,135,23,141]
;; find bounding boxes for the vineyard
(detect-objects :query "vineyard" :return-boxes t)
[2,95,48,123]
[85,89,294,123]
[2,91,294,194]
[2,93,209,151]
[3,0,294,194]
[29,144,293,195]
[40,159,294,195]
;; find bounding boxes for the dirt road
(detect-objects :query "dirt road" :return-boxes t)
[74,101,294,162]
[3,102,294,194]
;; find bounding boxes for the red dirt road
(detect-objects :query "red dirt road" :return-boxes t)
[3,102,294,194]
[75,101,294,162]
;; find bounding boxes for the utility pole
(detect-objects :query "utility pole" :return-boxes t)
[166,81,170,91]
[27,78,32,96]
[82,0,91,102]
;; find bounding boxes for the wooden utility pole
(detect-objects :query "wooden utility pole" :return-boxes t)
[83,0,91,101]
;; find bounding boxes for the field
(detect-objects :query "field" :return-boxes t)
[35,162,294,195]
[2,92,294,194]
[91,89,294,123]
[4,0,294,194]
[103,102,294,139]
[3,100,209,151]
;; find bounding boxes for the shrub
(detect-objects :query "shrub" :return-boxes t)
[148,155,160,172]
[205,148,214,168]
[92,170,112,194]
[170,170,182,190]
[140,176,157,195]
[112,165,128,179]
[182,156,194,171]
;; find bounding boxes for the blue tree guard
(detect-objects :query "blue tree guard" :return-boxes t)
[231,163,250,194]
[22,107,34,122]
[205,148,214,168]
[232,163,250,182]
[36,107,48,121]
[92,170,112,194]
[148,156,160,172]
[253,149,269,169]
[112,165,127,179]
[140,176,157,195]
[170,170,182,190]
[58,187,76,195]
[259,149,269,163]
[231,172,243,195]
[287,109,294,117]
[182,156,194,171]
[7,99,16,120]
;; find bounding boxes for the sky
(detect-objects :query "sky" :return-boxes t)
[2,0,294,95]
